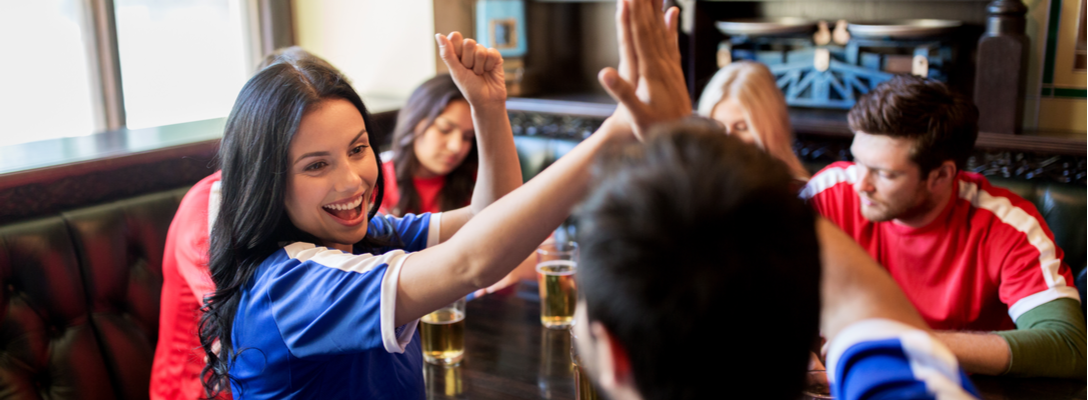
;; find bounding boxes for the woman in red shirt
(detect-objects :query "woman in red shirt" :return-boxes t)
[381,74,535,292]
[381,74,476,216]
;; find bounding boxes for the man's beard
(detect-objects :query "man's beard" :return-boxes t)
[860,186,936,223]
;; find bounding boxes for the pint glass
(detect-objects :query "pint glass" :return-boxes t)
[536,240,578,329]
[421,297,466,365]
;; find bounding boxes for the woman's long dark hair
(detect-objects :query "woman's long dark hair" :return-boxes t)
[390,74,477,216]
[198,55,389,397]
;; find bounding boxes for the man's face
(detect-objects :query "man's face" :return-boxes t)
[849,131,934,223]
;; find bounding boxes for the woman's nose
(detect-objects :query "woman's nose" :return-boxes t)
[446,135,463,153]
[333,163,363,193]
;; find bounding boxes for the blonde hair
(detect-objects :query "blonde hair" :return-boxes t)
[697,61,809,180]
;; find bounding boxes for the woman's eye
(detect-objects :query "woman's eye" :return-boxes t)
[305,161,327,171]
[733,122,748,132]
[350,144,367,156]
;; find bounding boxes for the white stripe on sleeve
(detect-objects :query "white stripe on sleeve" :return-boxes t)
[800,164,857,200]
[427,212,443,248]
[957,180,1080,320]
[381,252,418,353]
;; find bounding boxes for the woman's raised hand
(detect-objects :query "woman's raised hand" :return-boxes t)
[435,31,507,110]
[598,0,690,140]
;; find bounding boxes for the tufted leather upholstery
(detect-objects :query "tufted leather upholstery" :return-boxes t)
[0,188,187,400]
[0,217,118,399]
[989,178,1087,273]
[62,190,184,400]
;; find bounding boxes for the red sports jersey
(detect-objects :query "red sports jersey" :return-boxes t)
[150,171,228,400]
[379,159,447,215]
[802,162,1079,331]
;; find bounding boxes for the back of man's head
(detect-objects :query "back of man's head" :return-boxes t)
[848,75,979,175]
[577,120,822,400]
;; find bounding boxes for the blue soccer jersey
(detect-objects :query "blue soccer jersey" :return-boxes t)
[228,213,441,399]
[827,319,981,400]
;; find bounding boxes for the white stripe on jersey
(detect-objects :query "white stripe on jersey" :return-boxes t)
[282,243,418,353]
[957,181,1080,320]
[800,164,857,200]
[827,319,976,400]
[427,212,442,247]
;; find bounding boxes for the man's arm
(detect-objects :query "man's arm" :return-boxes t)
[996,297,1086,377]
[931,331,1010,375]
[933,298,1087,377]
[816,217,928,339]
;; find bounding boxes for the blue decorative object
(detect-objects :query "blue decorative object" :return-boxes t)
[476,0,528,58]
[723,34,956,109]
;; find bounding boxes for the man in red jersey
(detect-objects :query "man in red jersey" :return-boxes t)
[801,75,1084,378]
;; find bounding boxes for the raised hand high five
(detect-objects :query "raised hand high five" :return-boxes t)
[435,31,507,110]
[598,0,690,140]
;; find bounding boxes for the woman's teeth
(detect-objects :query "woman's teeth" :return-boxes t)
[323,196,363,211]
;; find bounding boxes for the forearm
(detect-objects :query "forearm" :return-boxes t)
[469,101,522,215]
[816,218,928,339]
[452,123,621,287]
[932,331,1010,375]
[396,121,628,324]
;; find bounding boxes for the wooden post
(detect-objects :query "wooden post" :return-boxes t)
[974,0,1029,134]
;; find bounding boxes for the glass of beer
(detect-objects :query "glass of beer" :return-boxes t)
[421,297,466,365]
[536,240,578,329]
[570,327,600,400]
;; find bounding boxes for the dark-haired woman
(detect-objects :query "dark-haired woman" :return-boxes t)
[196,29,605,398]
[380,74,535,293]
[380,74,475,216]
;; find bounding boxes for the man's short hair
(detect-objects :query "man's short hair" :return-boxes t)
[577,120,822,400]
[848,75,979,175]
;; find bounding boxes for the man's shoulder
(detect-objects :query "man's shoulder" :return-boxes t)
[800,161,857,200]
[954,171,1044,222]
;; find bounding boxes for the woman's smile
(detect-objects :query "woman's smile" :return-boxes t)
[322,194,368,226]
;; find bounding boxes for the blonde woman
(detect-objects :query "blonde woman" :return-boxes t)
[697,61,810,181]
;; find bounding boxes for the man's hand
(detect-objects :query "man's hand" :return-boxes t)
[435,31,507,110]
[599,0,690,140]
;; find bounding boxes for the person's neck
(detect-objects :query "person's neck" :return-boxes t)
[892,182,954,229]
[324,242,352,253]
[413,168,443,180]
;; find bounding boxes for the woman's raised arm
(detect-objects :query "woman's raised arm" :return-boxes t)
[394,1,687,327]
[431,32,523,241]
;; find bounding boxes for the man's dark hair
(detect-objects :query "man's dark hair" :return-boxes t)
[576,119,822,400]
[848,75,979,176]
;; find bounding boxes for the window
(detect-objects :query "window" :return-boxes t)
[0,0,98,147]
[114,0,251,129]
[0,0,258,146]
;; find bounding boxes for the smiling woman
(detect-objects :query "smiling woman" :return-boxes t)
[196,31,536,398]
[285,99,378,251]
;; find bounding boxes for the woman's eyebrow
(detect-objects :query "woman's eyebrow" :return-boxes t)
[294,151,329,165]
[294,129,369,165]
[351,129,368,144]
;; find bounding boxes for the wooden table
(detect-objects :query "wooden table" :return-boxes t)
[425,283,1087,400]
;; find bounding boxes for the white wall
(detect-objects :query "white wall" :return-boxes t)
[293,0,436,109]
